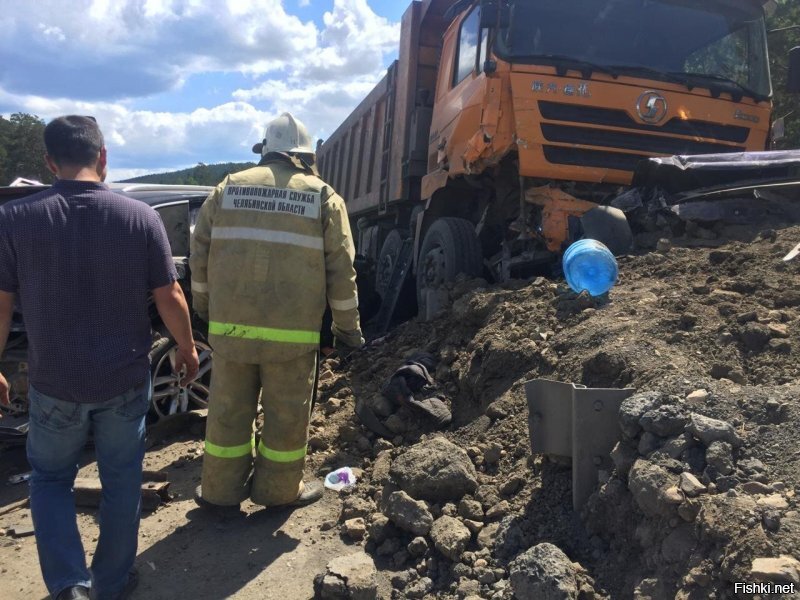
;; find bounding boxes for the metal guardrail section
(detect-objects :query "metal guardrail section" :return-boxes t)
[525,378,634,510]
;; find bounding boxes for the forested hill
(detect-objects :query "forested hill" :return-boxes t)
[119,162,256,186]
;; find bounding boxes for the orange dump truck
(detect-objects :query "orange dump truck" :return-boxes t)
[317,0,784,319]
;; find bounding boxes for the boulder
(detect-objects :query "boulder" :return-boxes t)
[384,491,434,536]
[314,552,378,600]
[509,543,581,600]
[391,437,478,503]
[751,556,800,585]
[628,459,679,517]
[430,516,471,561]
[687,413,743,447]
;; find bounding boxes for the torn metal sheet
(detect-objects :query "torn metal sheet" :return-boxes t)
[525,378,634,511]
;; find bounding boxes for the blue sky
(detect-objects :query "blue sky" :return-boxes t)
[0,0,406,181]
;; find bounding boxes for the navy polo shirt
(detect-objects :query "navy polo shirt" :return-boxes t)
[0,180,177,403]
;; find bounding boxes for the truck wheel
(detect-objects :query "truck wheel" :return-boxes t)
[580,206,633,256]
[416,218,482,316]
[376,229,408,298]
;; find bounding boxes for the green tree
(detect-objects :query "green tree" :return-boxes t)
[768,0,800,148]
[0,113,54,184]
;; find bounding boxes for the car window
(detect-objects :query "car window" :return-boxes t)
[154,202,190,257]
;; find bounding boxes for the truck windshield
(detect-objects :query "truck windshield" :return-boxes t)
[496,0,771,99]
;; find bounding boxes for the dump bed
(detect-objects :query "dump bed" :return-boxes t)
[317,0,452,218]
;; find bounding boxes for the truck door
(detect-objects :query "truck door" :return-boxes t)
[431,5,490,174]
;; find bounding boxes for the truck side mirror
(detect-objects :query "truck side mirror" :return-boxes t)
[789,47,800,93]
[480,0,509,28]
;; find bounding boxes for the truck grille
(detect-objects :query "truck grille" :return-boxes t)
[538,101,750,143]
[537,100,748,171]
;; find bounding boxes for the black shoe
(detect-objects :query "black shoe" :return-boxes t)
[55,586,90,600]
[111,569,138,600]
[286,480,324,507]
[193,485,242,516]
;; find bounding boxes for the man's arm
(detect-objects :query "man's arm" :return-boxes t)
[0,291,13,409]
[152,282,199,386]
[189,181,225,321]
[322,190,364,348]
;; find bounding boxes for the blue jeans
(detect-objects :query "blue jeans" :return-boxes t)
[26,375,150,600]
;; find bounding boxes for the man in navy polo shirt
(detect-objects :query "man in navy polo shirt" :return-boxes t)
[0,116,199,600]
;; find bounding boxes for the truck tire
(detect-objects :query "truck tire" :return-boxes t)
[580,206,633,256]
[416,218,482,316]
[376,229,408,299]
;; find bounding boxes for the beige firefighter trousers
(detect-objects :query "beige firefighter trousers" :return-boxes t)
[200,350,317,506]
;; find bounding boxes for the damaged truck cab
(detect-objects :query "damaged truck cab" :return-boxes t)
[317,0,782,320]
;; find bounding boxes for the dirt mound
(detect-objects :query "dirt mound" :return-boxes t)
[307,224,800,599]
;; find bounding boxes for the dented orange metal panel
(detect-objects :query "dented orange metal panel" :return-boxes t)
[525,186,598,252]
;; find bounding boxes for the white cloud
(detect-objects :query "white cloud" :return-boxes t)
[0,0,401,176]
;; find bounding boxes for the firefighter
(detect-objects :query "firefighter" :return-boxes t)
[190,113,363,511]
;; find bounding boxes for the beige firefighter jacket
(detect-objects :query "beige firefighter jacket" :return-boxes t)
[189,153,363,363]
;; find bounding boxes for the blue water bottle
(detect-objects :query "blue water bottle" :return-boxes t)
[562,239,618,296]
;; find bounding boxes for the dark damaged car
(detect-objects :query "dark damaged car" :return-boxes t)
[0,183,215,426]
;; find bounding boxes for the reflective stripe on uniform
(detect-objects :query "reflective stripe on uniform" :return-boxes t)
[205,435,255,458]
[328,295,359,311]
[211,227,323,251]
[192,281,208,293]
[208,321,320,344]
[257,440,307,463]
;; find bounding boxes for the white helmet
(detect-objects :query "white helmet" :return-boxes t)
[252,112,314,156]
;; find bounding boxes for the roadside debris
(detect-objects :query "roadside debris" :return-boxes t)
[325,467,358,492]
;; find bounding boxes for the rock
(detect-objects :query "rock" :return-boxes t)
[509,543,581,600]
[483,442,504,465]
[656,238,672,252]
[679,473,706,497]
[705,441,734,476]
[341,497,375,522]
[638,431,664,456]
[373,439,394,455]
[767,322,789,338]
[458,499,484,521]
[685,389,709,405]
[464,519,484,535]
[404,576,434,599]
[486,402,509,420]
[610,442,638,477]
[339,424,361,442]
[456,578,482,599]
[371,451,393,486]
[477,523,500,549]
[390,569,416,590]
[367,514,395,545]
[736,311,759,324]
[619,392,664,439]
[390,437,479,503]
[762,510,781,532]
[628,460,679,517]
[407,536,428,558]
[393,549,410,568]
[430,516,471,561]
[314,552,378,600]
[687,413,743,447]
[739,322,771,352]
[343,518,367,541]
[500,475,525,496]
[768,339,792,354]
[750,556,800,585]
[757,494,789,510]
[384,414,407,434]
[376,538,402,557]
[486,501,510,521]
[639,404,689,437]
[474,566,496,584]
[384,491,434,536]
[662,433,692,460]
[662,486,684,504]
[741,481,773,495]
[678,499,701,522]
